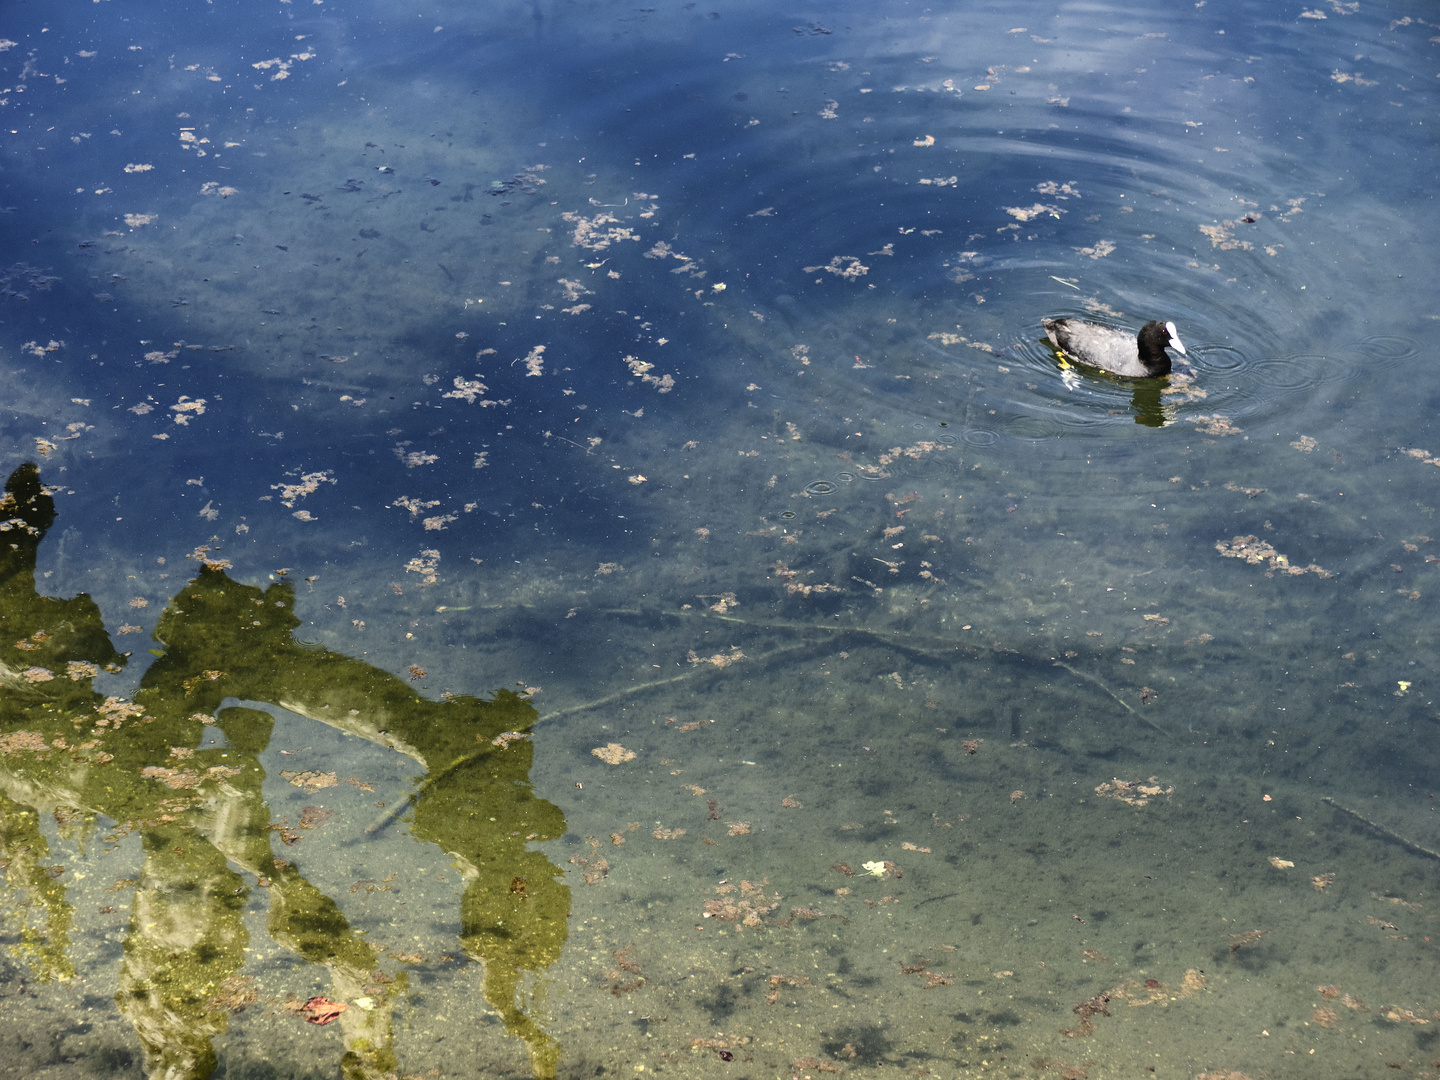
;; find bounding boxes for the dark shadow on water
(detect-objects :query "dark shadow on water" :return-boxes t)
[820,1024,894,1066]
[695,981,740,1024]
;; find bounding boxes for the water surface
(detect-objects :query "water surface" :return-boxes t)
[2,1,1439,1078]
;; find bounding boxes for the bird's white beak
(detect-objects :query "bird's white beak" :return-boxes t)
[1165,321,1187,356]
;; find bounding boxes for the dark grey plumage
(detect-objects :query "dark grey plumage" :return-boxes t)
[1042,317,1186,378]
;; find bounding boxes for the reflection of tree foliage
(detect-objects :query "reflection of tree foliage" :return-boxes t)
[0,462,571,1080]
[0,462,126,685]
[0,791,76,983]
[0,462,114,986]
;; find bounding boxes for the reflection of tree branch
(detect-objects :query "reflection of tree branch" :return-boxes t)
[264,860,397,1080]
[116,824,245,1080]
[135,565,572,1080]
[194,702,400,1080]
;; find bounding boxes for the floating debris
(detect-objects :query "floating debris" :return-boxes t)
[687,646,745,668]
[1094,778,1173,806]
[1380,1005,1428,1024]
[490,165,547,196]
[1060,991,1113,1038]
[1192,414,1243,436]
[280,769,338,792]
[1228,929,1269,954]
[1004,203,1064,222]
[600,945,644,995]
[702,879,780,927]
[293,997,348,1025]
[591,743,636,764]
[803,255,868,280]
[1216,535,1332,578]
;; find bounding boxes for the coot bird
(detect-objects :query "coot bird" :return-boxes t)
[1042,317,1186,378]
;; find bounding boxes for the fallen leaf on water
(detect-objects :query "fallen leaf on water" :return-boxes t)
[299,997,348,1025]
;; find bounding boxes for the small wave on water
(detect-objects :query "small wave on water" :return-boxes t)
[1352,334,1422,362]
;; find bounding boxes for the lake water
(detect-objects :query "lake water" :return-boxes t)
[1,0,1438,1077]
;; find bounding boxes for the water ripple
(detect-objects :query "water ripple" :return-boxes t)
[1353,335,1421,362]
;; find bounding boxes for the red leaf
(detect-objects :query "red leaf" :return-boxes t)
[300,996,348,1025]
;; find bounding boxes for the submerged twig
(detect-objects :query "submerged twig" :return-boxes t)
[536,638,826,726]
[367,637,837,835]
[529,608,1168,737]
[1321,797,1440,862]
[1050,660,1169,736]
[364,751,485,835]
[694,608,1170,735]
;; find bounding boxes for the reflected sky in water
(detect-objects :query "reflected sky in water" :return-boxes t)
[2,0,1440,1077]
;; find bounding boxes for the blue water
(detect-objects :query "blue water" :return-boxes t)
[1,1,1438,1077]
